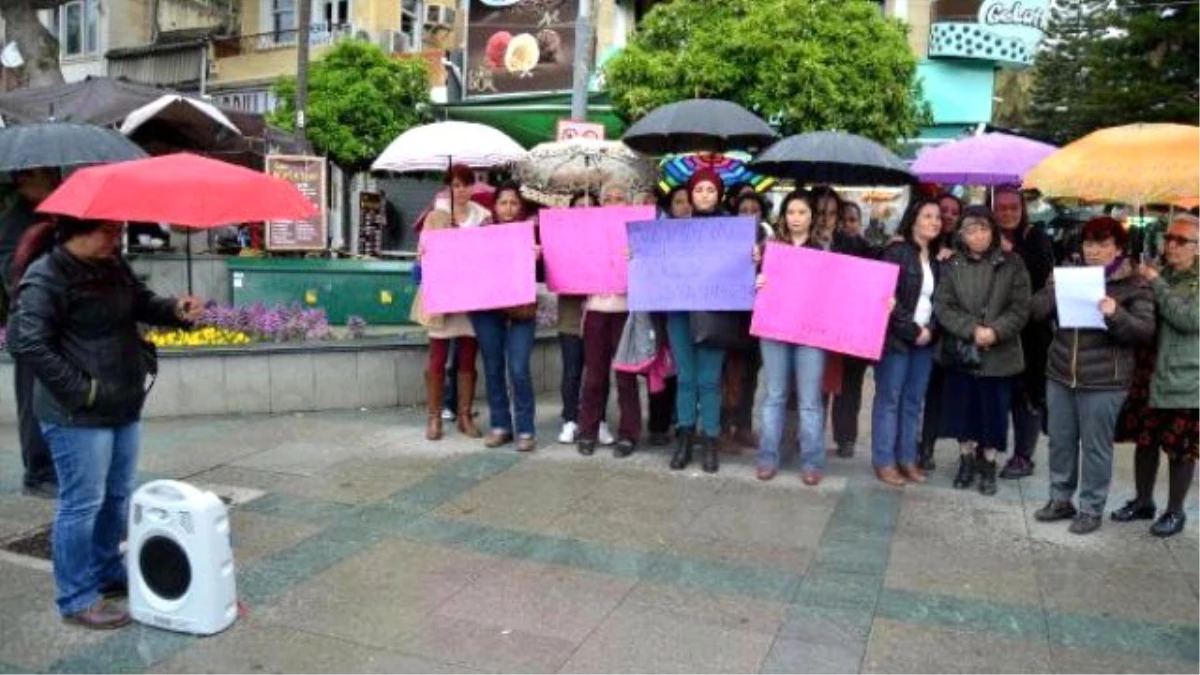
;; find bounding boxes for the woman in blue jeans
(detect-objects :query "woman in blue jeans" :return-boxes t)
[871,198,943,487]
[470,182,539,452]
[667,169,728,473]
[8,217,201,629]
[754,190,828,485]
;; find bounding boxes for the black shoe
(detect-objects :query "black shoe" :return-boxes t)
[916,443,936,471]
[577,439,596,457]
[1068,513,1102,535]
[1110,499,1157,522]
[22,481,59,500]
[1150,511,1187,538]
[699,436,719,474]
[952,455,975,490]
[648,432,672,447]
[999,456,1034,480]
[977,459,998,496]
[614,439,636,458]
[669,430,694,470]
[99,580,128,599]
[1034,500,1078,522]
[836,442,855,458]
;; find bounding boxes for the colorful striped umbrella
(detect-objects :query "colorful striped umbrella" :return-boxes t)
[658,151,775,194]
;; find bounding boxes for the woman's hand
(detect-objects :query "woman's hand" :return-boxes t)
[936,248,954,262]
[752,245,763,264]
[1099,296,1118,317]
[176,295,204,322]
[915,326,933,346]
[974,326,996,348]
[755,273,767,290]
[1138,264,1160,282]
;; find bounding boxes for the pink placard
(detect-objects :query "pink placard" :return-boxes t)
[750,243,900,360]
[538,206,657,294]
[420,221,537,314]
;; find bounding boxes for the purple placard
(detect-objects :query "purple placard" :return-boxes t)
[627,216,758,311]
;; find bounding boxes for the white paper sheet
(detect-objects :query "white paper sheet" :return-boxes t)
[1054,266,1107,329]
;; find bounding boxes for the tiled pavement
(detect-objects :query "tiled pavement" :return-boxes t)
[0,393,1196,673]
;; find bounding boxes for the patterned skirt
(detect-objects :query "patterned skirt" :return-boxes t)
[1117,346,1199,460]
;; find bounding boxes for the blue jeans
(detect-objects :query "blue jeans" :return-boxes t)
[666,312,725,437]
[470,311,537,436]
[40,422,141,616]
[758,340,827,472]
[871,346,934,468]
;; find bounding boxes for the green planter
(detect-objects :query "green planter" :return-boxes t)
[227,258,416,325]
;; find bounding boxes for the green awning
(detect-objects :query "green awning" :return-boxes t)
[438,93,627,148]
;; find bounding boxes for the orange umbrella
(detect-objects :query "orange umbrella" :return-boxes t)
[1023,123,1199,205]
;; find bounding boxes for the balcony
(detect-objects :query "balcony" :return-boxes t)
[927,0,1045,67]
[210,24,354,86]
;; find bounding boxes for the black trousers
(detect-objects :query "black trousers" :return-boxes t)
[15,361,54,486]
[831,357,869,446]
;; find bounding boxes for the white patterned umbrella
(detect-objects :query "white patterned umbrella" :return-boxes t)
[515,139,656,206]
[371,121,525,173]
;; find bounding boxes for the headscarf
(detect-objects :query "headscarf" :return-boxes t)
[686,168,725,211]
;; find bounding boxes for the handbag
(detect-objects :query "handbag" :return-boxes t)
[939,264,999,373]
[690,311,754,350]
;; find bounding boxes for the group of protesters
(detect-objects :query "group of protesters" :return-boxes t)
[414,163,1198,540]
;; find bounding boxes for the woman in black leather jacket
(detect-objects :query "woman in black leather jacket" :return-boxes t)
[7,217,202,629]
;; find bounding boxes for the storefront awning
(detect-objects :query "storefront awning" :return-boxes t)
[438,93,627,148]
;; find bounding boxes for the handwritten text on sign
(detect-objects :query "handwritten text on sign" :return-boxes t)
[538,206,656,294]
[750,243,899,360]
[419,221,537,314]
[627,217,758,311]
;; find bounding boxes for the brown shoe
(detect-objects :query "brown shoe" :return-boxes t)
[756,466,777,481]
[63,599,131,630]
[898,464,927,483]
[424,372,444,441]
[456,372,483,439]
[874,466,906,487]
[801,471,823,487]
[516,435,537,452]
[485,431,513,448]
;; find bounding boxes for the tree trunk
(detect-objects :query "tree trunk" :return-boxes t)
[0,0,65,89]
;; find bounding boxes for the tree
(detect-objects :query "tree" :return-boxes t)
[0,0,66,88]
[602,0,929,146]
[269,40,433,171]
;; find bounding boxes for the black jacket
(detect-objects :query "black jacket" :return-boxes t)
[933,247,1032,377]
[881,240,941,354]
[1008,223,1056,404]
[7,247,185,426]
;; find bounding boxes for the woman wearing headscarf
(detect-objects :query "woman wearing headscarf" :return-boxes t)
[665,169,729,472]
[1031,217,1155,535]
[8,216,203,628]
[1111,214,1198,537]
[933,206,1031,495]
[469,181,539,452]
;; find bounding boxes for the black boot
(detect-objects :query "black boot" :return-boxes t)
[700,435,719,473]
[917,441,936,471]
[952,454,975,489]
[669,429,694,470]
[977,457,997,496]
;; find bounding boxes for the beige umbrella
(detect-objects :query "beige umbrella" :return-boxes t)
[515,138,656,206]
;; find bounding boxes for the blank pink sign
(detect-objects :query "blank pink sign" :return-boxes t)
[420,221,537,314]
[538,206,657,294]
[750,243,900,360]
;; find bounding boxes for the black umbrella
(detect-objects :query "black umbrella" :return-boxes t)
[621,99,778,155]
[0,122,148,173]
[748,131,915,186]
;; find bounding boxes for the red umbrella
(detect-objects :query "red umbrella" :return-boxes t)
[37,152,317,226]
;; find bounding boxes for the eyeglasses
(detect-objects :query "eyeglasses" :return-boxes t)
[1163,234,1198,246]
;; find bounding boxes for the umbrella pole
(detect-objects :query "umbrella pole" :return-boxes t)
[186,231,194,295]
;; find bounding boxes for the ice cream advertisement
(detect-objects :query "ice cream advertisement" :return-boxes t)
[465,0,579,97]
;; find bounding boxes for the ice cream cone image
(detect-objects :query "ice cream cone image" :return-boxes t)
[504,33,540,77]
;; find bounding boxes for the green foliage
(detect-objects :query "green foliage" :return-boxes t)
[602,0,929,146]
[1028,0,1198,145]
[269,40,433,170]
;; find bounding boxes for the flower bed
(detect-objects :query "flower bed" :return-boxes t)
[145,303,368,348]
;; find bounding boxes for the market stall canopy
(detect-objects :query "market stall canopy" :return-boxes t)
[371,121,525,173]
[120,95,241,139]
[1023,123,1200,205]
[0,122,147,172]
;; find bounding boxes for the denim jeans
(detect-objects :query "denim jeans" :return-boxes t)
[470,311,537,436]
[758,340,827,472]
[1046,381,1127,516]
[871,346,934,468]
[40,422,141,615]
[665,312,725,437]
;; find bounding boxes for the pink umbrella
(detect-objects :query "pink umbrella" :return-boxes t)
[912,133,1057,186]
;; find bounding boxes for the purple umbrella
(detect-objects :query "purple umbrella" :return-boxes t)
[912,133,1057,186]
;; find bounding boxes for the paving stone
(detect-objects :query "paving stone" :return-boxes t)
[233,441,361,478]
[1049,645,1198,674]
[227,511,324,566]
[1035,554,1200,625]
[861,618,1052,673]
[0,588,118,671]
[618,582,789,636]
[777,604,874,648]
[394,614,578,674]
[760,637,865,674]
[884,536,1043,607]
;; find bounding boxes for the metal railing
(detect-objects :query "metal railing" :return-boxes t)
[212,23,353,59]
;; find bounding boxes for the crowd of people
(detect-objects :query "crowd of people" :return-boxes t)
[412,164,1198,540]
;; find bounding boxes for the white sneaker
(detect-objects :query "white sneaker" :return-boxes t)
[558,421,579,444]
[441,408,455,421]
[598,422,615,446]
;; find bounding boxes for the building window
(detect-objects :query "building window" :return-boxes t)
[273,0,297,37]
[59,0,99,57]
[400,0,418,46]
[320,0,350,30]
